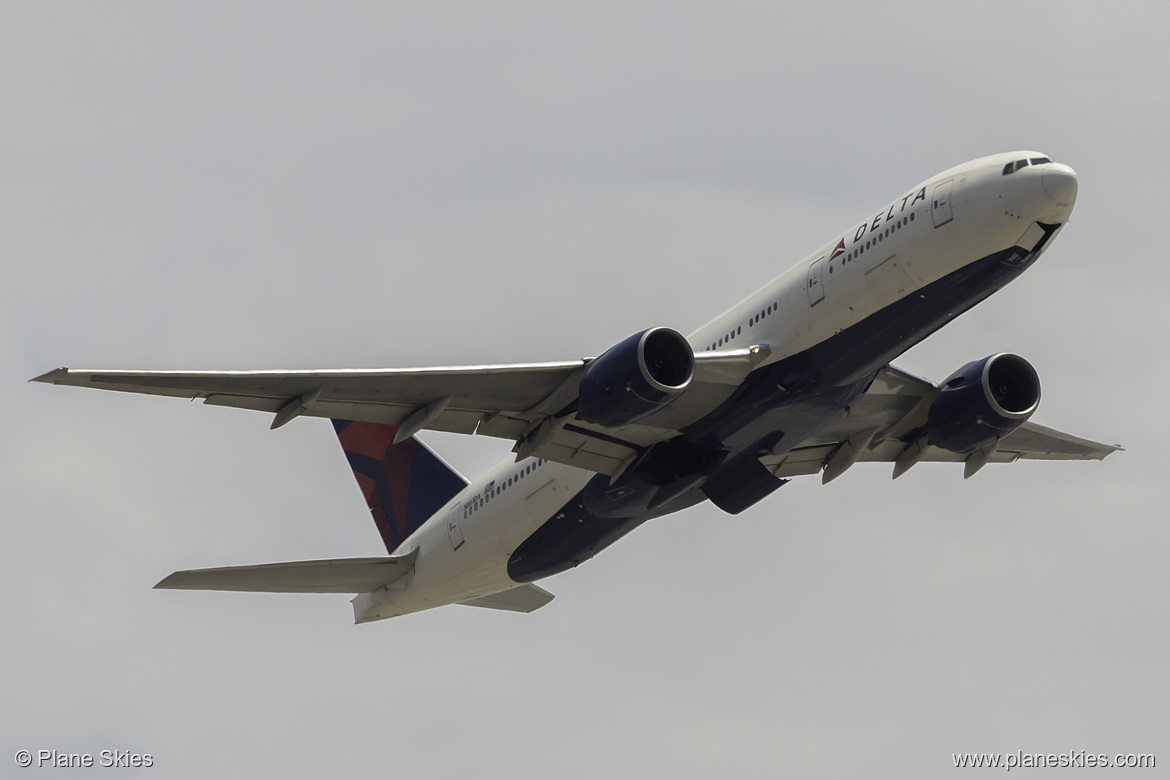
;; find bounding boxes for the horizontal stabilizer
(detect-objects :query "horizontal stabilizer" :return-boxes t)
[459,583,554,613]
[155,549,418,593]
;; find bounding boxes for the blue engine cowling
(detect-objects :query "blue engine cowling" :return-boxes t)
[926,353,1041,453]
[577,327,695,427]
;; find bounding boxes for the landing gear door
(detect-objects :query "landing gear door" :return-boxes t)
[446,504,465,551]
[932,179,954,228]
[806,256,825,306]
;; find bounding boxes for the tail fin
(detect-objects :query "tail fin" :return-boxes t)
[332,420,468,553]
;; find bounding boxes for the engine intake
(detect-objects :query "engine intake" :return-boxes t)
[926,353,1041,453]
[577,327,695,427]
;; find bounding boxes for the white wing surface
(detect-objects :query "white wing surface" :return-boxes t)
[32,347,767,476]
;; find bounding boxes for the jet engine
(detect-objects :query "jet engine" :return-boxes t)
[926,353,1040,453]
[577,327,694,427]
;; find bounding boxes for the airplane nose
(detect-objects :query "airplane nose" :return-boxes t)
[1042,164,1078,208]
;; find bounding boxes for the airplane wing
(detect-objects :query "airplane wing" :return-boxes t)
[760,365,1122,480]
[32,346,768,476]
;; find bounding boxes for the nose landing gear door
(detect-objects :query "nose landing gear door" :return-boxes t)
[932,179,954,228]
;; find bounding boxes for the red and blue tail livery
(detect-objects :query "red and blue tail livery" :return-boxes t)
[331,420,467,553]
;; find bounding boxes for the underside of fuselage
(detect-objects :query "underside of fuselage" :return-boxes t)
[506,234,1055,583]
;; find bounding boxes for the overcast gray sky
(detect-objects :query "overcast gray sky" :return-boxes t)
[3,2,1164,777]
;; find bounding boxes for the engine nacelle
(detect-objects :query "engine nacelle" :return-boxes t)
[926,353,1041,453]
[577,327,695,427]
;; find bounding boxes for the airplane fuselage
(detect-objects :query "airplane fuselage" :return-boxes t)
[353,151,1079,621]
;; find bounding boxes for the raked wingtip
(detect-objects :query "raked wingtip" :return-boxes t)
[29,367,70,384]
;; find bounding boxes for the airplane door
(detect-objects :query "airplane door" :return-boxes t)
[932,179,954,228]
[806,256,825,306]
[446,504,465,551]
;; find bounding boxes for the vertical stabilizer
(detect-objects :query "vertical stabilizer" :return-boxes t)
[332,420,468,553]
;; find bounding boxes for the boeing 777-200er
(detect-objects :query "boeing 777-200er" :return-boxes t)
[35,151,1120,622]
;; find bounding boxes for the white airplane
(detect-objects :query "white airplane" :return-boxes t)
[35,151,1120,622]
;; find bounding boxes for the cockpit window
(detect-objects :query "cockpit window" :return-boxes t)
[1003,156,1054,175]
[1003,157,1048,175]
